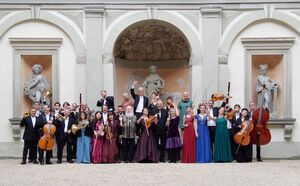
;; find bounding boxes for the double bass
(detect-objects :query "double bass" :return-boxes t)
[38,122,56,151]
[250,86,272,145]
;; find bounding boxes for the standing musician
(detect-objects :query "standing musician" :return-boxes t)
[38,119,56,165]
[120,106,137,163]
[54,108,76,163]
[39,104,55,164]
[233,108,253,162]
[97,90,115,111]
[20,108,43,164]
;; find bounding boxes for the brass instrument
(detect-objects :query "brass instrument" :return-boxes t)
[43,89,53,99]
[23,112,30,118]
[71,120,89,135]
[57,113,66,121]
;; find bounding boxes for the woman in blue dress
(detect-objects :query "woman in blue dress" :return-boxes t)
[195,104,212,163]
[76,112,93,163]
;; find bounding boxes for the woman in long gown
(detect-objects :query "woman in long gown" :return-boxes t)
[165,108,181,163]
[91,111,104,163]
[102,111,119,163]
[195,104,212,163]
[76,112,93,163]
[208,107,232,162]
[181,106,196,163]
[135,108,159,163]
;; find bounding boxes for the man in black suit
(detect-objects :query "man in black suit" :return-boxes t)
[97,90,115,111]
[20,108,43,164]
[54,108,76,163]
[39,104,54,164]
[130,81,149,119]
[151,99,168,162]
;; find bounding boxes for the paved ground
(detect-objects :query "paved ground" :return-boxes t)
[0,159,299,186]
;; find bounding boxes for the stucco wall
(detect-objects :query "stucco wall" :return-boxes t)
[0,21,77,142]
[227,21,300,142]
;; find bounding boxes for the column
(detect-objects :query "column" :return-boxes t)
[84,7,104,110]
[201,7,222,95]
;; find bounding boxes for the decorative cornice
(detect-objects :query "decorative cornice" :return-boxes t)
[9,38,63,49]
[84,6,104,18]
[201,7,222,18]
[241,37,296,50]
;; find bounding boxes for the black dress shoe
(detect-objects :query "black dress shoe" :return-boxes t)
[67,160,74,163]
[124,160,128,163]
[159,159,165,163]
[257,159,263,162]
[32,160,39,164]
[28,160,33,163]
[57,160,62,164]
[46,161,53,165]
[20,161,26,165]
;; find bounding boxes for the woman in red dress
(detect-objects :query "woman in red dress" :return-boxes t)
[181,106,197,163]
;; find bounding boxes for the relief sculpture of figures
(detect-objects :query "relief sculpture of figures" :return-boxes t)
[24,64,51,104]
[142,65,166,98]
[256,64,279,118]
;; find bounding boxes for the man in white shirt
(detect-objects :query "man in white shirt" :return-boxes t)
[130,80,149,119]
[54,109,75,164]
[20,108,42,164]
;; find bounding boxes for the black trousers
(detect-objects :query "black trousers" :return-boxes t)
[38,148,52,163]
[22,140,37,162]
[122,138,135,162]
[167,148,180,163]
[208,126,215,158]
[155,133,166,161]
[237,142,253,162]
[56,134,74,161]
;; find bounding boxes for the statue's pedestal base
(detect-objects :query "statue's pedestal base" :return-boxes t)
[268,118,296,140]
[8,118,21,140]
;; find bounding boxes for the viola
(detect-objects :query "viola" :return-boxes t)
[250,86,271,145]
[38,123,56,151]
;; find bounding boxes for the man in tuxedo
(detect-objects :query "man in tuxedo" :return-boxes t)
[39,104,54,164]
[151,99,168,162]
[130,81,149,119]
[54,108,76,163]
[53,102,61,117]
[97,90,115,111]
[20,108,43,164]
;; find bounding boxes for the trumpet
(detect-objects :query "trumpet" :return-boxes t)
[43,89,53,99]
[57,113,66,121]
[23,112,30,118]
[71,120,89,135]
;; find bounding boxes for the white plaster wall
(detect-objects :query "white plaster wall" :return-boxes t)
[227,21,300,142]
[0,20,78,142]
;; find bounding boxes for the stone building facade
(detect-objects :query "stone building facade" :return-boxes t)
[1,0,300,158]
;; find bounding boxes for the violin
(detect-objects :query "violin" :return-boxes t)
[211,93,226,102]
[250,86,271,145]
[144,115,157,136]
[38,122,56,151]
[104,122,113,144]
[234,120,254,146]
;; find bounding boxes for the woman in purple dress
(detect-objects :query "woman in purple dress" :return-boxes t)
[166,108,181,163]
[91,111,104,163]
[102,111,120,163]
[135,108,159,163]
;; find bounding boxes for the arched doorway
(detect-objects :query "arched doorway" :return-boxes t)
[113,20,191,104]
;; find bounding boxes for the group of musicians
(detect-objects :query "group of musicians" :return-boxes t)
[20,82,268,165]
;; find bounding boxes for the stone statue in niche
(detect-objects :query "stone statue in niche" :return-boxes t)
[24,64,51,104]
[142,65,165,98]
[256,64,279,118]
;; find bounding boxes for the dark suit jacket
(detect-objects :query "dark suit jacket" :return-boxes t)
[130,88,149,113]
[151,107,168,135]
[20,116,43,141]
[97,96,115,110]
[54,117,76,141]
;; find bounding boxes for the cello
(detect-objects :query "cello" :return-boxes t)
[38,121,56,151]
[250,85,272,145]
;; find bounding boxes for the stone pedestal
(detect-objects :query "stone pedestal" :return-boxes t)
[8,118,21,140]
[268,118,296,140]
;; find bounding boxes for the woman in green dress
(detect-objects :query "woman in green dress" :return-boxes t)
[208,107,232,162]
